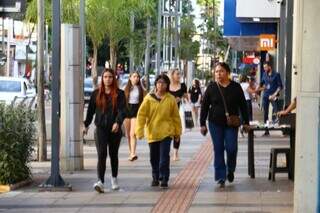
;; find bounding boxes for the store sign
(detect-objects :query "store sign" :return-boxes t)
[260,34,276,51]
[0,0,26,17]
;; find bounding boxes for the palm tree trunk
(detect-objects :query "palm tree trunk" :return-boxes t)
[37,0,47,161]
[183,59,188,82]
[92,44,98,88]
[110,42,117,71]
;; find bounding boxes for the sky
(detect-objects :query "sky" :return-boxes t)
[191,0,203,29]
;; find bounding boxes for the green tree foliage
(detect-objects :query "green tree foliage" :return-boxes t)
[180,0,200,61]
[196,0,228,59]
[86,0,109,86]
[25,0,79,25]
[180,0,200,77]
[124,0,156,68]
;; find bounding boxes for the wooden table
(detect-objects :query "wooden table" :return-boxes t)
[247,126,295,180]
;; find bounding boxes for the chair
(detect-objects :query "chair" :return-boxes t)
[268,148,291,181]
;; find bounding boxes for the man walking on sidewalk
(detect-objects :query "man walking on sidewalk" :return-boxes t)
[256,62,283,136]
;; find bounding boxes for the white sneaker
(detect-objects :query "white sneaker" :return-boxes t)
[93,180,104,193]
[111,177,119,190]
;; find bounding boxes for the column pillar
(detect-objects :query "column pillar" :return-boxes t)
[60,24,84,171]
[292,0,320,212]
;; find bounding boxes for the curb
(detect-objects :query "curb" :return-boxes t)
[0,179,33,193]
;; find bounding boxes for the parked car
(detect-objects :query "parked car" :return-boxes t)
[84,77,101,104]
[0,77,36,105]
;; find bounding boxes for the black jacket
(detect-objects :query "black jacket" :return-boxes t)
[200,81,249,126]
[84,89,126,129]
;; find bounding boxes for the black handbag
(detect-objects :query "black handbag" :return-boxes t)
[184,111,194,129]
[216,83,241,128]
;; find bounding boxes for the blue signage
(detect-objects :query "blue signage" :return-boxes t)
[224,0,277,36]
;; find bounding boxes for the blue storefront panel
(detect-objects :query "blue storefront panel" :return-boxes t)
[224,0,278,37]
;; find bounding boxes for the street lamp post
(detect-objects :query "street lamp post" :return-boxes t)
[39,0,70,190]
[156,0,162,75]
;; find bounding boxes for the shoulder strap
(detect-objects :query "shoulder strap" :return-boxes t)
[216,82,229,116]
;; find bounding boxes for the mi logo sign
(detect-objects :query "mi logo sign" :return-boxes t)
[260,34,276,51]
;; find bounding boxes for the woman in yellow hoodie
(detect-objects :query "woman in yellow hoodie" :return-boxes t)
[135,74,182,188]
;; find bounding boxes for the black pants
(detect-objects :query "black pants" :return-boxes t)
[149,137,172,182]
[95,127,122,183]
[246,100,253,121]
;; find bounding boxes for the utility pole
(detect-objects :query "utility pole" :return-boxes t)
[40,0,70,190]
[212,0,217,63]
[144,17,151,91]
[167,1,172,70]
[0,18,5,76]
[156,0,162,75]
[1,18,4,54]
[37,0,47,161]
[6,18,12,76]
[129,13,135,73]
[80,0,86,162]
[174,0,180,69]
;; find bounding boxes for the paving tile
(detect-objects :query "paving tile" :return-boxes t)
[0,125,295,213]
[227,192,261,204]
[39,208,81,213]
[5,209,42,213]
[114,207,152,213]
[192,192,227,204]
[78,207,116,213]
[188,206,226,213]
[224,206,262,213]
[261,207,293,213]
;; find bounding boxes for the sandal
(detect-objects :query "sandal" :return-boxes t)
[129,155,138,161]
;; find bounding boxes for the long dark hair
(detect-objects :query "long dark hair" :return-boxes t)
[154,74,170,92]
[96,68,118,112]
[193,78,200,89]
[124,71,144,105]
[214,62,231,73]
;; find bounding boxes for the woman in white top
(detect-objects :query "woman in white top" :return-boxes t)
[240,75,256,121]
[124,71,145,161]
[239,75,256,136]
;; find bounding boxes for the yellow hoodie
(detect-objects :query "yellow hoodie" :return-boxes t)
[135,92,182,143]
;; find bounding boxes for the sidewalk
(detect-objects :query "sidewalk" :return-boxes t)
[0,110,293,213]
[0,130,293,213]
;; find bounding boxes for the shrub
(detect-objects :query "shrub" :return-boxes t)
[0,103,36,184]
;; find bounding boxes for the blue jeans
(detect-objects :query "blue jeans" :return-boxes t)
[263,96,279,123]
[208,122,238,181]
[149,137,172,182]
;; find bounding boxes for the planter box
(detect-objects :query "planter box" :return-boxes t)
[0,179,33,193]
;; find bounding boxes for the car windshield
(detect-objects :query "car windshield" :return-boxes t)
[0,80,21,92]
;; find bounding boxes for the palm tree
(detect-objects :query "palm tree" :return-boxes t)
[86,0,108,87]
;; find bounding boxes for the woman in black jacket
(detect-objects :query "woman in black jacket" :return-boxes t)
[200,62,250,188]
[83,68,126,193]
